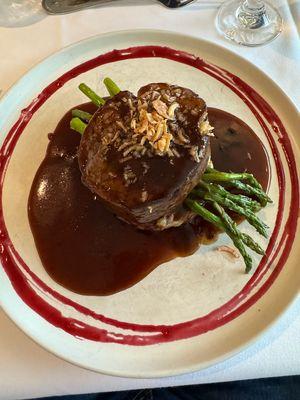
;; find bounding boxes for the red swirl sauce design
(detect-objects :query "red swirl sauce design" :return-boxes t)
[0,46,299,345]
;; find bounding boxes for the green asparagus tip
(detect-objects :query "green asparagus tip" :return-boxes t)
[195,181,269,238]
[70,117,87,135]
[213,201,253,273]
[72,109,92,122]
[241,233,265,256]
[103,77,121,97]
[78,83,105,107]
[185,196,266,273]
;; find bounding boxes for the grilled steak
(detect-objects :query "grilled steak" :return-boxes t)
[78,83,212,230]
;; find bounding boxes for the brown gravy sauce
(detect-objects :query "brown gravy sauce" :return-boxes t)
[28,104,269,295]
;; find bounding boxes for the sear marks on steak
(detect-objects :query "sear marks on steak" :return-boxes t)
[78,83,212,230]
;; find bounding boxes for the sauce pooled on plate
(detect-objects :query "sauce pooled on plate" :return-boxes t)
[28,104,269,295]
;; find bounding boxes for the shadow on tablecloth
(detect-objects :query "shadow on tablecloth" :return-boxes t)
[31,375,300,400]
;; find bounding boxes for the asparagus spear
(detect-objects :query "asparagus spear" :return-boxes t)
[78,83,105,107]
[202,170,262,190]
[70,117,87,135]
[225,180,271,207]
[185,199,253,272]
[195,182,261,212]
[72,109,92,122]
[211,183,261,212]
[241,232,265,256]
[194,184,269,238]
[213,202,253,272]
[185,198,222,229]
[203,169,271,206]
[103,77,121,97]
[185,199,265,256]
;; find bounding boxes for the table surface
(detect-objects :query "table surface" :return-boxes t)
[0,1,299,399]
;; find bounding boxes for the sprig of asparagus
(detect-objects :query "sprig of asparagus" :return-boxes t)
[204,167,271,206]
[206,183,261,212]
[224,180,271,207]
[78,83,105,107]
[203,167,263,190]
[184,198,265,258]
[70,79,121,133]
[70,117,87,135]
[69,78,272,272]
[194,183,268,238]
[72,109,92,122]
[190,167,271,270]
[213,201,253,272]
[103,77,121,97]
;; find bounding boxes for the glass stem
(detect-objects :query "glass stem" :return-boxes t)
[238,0,268,29]
[242,0,265,12]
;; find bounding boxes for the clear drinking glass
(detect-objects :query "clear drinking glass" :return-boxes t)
[0,0,45,28]
[216,0,283,46]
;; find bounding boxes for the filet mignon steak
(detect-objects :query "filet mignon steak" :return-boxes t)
[78,83,212,230]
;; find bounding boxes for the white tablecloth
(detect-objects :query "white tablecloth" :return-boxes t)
[0,1,299,399]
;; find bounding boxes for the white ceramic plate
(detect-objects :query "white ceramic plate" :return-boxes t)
[0,30,299,377]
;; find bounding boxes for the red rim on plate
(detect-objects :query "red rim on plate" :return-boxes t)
[0,45,299,346]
